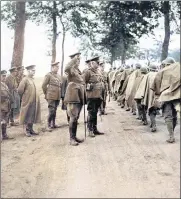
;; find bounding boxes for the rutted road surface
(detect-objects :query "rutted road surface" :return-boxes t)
[1,78,180,198]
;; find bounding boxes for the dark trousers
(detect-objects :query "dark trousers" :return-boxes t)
[87,98,102,131]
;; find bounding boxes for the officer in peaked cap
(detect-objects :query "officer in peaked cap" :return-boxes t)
[42,61,62,131]
[18,64,41,137]
[82,55,105,137]
[5,67,19,126]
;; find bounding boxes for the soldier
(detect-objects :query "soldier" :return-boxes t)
[64,52,85,146]
[18,65,41,137]
[125,63,141,114]
[42,62,62,131]
[99,61,110,115]
[16,66,25,86]
[82,56,104,137]
[151,57,180,143]
[134,67,149,125]
[5,67,20,126]
[117,65,130,107]
[1,70,14,140]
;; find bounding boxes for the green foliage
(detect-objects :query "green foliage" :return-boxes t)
[1,1,16,29]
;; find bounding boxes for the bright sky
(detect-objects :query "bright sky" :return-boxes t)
[1,19,180,77]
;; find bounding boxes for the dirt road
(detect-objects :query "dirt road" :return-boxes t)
[1,78,180,198]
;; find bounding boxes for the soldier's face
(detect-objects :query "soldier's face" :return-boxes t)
[28,69,35,77]
[1,75,6,82]
[19,69,24,75]
[52,65,59,73]
[91,61,98,69]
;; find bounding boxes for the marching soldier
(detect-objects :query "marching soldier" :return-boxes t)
[42,62,62,131]
[64,52,85,146]
[1,70,14,140]
[125,63,141,114]
[5,67,20,126]
[151,57,180,143]
[82,56,104,137]
[99,61,110,115]
[18,65,41,137]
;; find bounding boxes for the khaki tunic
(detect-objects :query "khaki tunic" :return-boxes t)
[83,68,103,99]
[42,72,62,100]
[64,57,85,104]
[1,82,12,113]
[18,76,41,124]
[5,74,20,110]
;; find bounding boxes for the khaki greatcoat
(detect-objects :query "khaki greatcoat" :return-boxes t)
[18,76,41,124]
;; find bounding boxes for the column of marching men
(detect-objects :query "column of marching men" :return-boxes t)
[1,54,180,145]
[1,53,110,146]
[109,57,180,143]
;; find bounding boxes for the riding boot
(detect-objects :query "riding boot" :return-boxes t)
[74,121,84,143]
[52,112,61,128]
[87,114,95,137]
[25,124,32,137]
[2,124,13,140]
[92,117,104,135]
[47,114,53,132]
[69,122,78,146]
[166,121,175,143]
[29,123,38,135]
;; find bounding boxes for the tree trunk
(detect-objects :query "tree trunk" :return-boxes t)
[51,1,57,63]
[121,49,126,64]
[161,1,170,61]
[110,47,115,67]
[61,31,65,76]
[11,1,26,67]
[60,18,66,76]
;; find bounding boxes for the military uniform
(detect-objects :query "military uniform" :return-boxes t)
[42,62,62,129]
[151,58,180,143]
[1,70,14,140]
[61,75,70,123]
[64,52,85,146]
[99,62,110,115]
[82,56,104,137]
[18,65,41,137]
[5,67,20,125]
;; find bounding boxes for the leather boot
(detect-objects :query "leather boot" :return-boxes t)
[87,114,95,137]
[2,124,13,140]
[93,117,104,135]
[29,124,38,135]
[69,122,79,146]
[52,113,61,128]
[74,121,84,143]
[166,121,175,143]
[25,124,32,137]
[47,114,53,132]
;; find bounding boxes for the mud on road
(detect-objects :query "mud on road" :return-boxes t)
[1,78,180,198]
